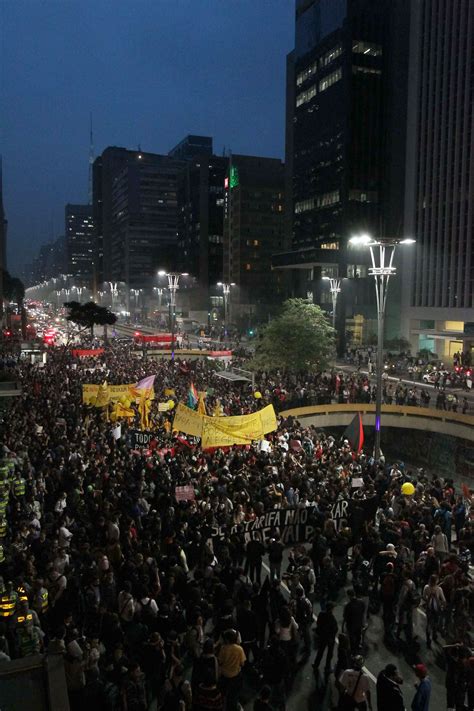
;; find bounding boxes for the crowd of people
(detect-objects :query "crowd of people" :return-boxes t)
[0,341,473,711]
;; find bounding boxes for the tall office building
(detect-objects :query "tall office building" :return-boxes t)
[93,147,184,290]
[176,153,227,300]
[28,235,67,285]
[402,0,474,358]
[168,135,213,162]
[224,155,287,315]
[276,0,410,345]
[65,204,94,285]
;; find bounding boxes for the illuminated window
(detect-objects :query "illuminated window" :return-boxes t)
[295,191,340,214]
[347,265,368,278]
[319,68,342,92]
[296,60,318,86]
[245,263,252,270]
[352,41,382,56]
[444,321,464,331]
[352,65,382,76]
[349,189,379,203]
[320,242,339,250]
[320,44,343,67]
[296,84,317,107]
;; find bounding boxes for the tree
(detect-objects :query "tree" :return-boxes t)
[64,301,117,338]
[249,298,335,373]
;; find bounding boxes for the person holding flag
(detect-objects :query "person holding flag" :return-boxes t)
[187,382,199,409]
[132,375,156,431]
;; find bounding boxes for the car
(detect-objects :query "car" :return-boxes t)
[422,369,451,384]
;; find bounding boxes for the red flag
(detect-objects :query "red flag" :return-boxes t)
[343,413,364,453]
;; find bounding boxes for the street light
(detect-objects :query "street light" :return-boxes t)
[107,282,118,311]
[154,287,164,308]
[158,271,188,360]
[349,234,416,461]
[217,282,235,335]
[322,276,341,330]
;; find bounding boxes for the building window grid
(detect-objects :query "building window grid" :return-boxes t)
[319,68,342,93]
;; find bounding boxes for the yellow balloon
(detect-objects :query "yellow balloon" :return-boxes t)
[167,399,175,409]
[254,391,262,399]
[401,482,415,496]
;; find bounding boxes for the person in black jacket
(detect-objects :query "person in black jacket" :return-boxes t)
[343,589,366,654]
[245,538,265,585]
[312,602,338,675]
[376,664,404,711]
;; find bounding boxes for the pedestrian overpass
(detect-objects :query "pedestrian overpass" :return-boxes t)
[278,403,474,443]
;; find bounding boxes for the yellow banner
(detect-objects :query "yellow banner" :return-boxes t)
[172,403,278,448]
[172,402,204,437]
[82,384,154,405]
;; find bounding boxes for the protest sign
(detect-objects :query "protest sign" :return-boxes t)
[175,485,195,502]
[128,430,156,449]
[211,499,376,543]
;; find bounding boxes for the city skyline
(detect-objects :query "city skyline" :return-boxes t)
[1,0,293,273]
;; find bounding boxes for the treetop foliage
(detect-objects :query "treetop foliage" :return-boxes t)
[250,298,335,373]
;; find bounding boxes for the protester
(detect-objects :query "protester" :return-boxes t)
[0,340,472,711]
[411,664,431,711]
[376,664,404,711]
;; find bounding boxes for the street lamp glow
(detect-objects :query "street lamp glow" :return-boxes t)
[349,234,374,246]
[399,238,416,244]
[157,270,167,277]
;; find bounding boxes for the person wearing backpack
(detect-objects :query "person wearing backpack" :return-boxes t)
[423,574,446,648]
[137,587,158,631]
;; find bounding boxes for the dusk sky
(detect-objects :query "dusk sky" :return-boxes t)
[1,0,294,275]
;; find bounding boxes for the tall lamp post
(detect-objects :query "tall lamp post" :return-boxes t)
[107,282,118,312]
[154,287,164,308]
[217,282,235,335]
[322,276,341,330]
[349,234,415,461]
[158,271,188,360]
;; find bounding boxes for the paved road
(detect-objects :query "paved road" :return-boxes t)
[242,554,446,711]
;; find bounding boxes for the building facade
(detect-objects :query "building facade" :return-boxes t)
[176,154,227,302]
[402,0,474,359]
[277,0,410,346]
[223,155,287,318]
[93,147,184,292]
[65,204,94,285]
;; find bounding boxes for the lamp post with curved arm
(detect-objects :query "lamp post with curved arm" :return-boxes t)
[322,276,341,330]
[349,235,416,461]
[158,271,188,360]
